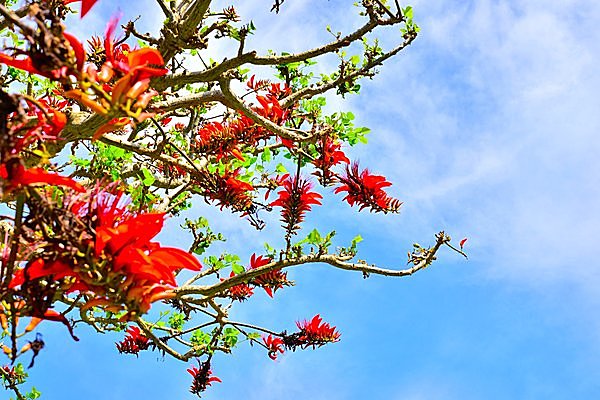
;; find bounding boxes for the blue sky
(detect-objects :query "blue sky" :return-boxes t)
[19,0,600,399]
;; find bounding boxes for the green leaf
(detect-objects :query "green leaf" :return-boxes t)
[261,147,272,163]
[351,235,363,250]
[191,330,212,346]
[26,387,41,400]
[275,163,287,173]
[140,168,155,186]
[306,229,321,245]
[168,312,185,331]
[231,262,245,275]
[222,327,240,348]
[264,242,276,257]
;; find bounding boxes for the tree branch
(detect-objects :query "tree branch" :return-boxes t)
[175,232,450,297]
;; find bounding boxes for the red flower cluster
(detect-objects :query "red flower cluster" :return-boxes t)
[188,360,221,396]
[247,75,291,124]
[293,314,340,348]
[248,254,292,298]
[116,326,151,356]
[263,334,285,360]
[191,76,291,162]
[0,98,83,197]
[270,175,322,236]
[251,268,291,298]
[194,121,247,162]
[9,190,203,319]
[312,136,350,185]
[65,16,168,138]
[335,163,402,213]
[224,271,254,302]
[200,169,254,213]
[0,11,167,139]
[80,191,203,316]
[0,33,84,80]
[223,254,292,300]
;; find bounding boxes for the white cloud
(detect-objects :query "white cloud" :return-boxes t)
[341,0,600,293]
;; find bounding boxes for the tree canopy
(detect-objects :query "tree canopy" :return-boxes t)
[0,0,465,398]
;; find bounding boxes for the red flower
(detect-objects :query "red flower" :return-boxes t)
[62,189,203,317]
[104,16,168,81]
[2,164,85,193]
[223,271,254,302]
[194,121,245,161]
[313,136,350,185]
[228,281,254,301]
[91,207,202,315]
[63,0,99,17]
[263,334,285,360]
[9,259,75,288]
[0,32,86,78]
[116,326,151,356]
[64,17,168,139]
[249,253,270,270]
[335,162,402,213]
[251,269,291,298]
[188,360,221,396]
[200,169,254,212]
[270,175,322,236]
[291,314,340,349]
[247,254,292,297]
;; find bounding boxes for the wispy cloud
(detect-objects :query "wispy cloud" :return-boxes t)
[348,0,600,292]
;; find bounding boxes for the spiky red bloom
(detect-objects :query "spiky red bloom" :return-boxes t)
[249,253,270,270]
[313,136,350,185]
[194,121,247,161]
[228,282,254,301]
[293,314,340,348]
[251,269,292,298]
[263,334,285,360]
[200,169,254,212]
[247,254,291,297]
[86,193,203,316]
[9,190,203,318]
[270,175,322,236]
[188,360,221,396]
[224,271,254,302]
[116,326,150,356]
[335,163,402,213]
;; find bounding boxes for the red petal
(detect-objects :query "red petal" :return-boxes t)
[107,213,164,253]
[149,247,203,271]
[127,48,164,69]
[104,14,121,63]
[0,53,44,76]
[63,32,86,72]
[13,166,85,192]
[40,310,79,341]
[80,0,98,17]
